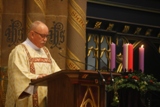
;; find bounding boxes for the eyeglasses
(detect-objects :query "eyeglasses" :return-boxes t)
[33,31,49,38]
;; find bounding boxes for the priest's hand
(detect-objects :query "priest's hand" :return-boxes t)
[37,74,48,79]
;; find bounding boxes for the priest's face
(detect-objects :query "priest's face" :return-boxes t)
[31,24,49,48]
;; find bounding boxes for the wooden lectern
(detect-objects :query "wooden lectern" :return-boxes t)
[30,70,120,107]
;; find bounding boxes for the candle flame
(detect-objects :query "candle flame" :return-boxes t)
[141,45,144,48]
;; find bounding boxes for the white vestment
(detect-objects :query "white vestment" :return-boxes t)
[5,41,61,107]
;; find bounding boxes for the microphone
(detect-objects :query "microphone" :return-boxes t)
[58,53,106,84]
[95,56,114,83]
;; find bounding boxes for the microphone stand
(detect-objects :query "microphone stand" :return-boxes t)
[94,56,115,84]
[59,53,106,85]
[93,56,114,107]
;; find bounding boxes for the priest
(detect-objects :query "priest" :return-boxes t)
[5,20,61,107]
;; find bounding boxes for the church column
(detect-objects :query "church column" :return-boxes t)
[0,0,2,106]
[0,0,25,106]
[67,0,87,70]
[0,0,2,67]
[1,0,25,65]
[45,0,68,69]
[26,0,46,32]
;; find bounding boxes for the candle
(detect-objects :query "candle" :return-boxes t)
[139,45,144,72]
[111,42,116,71]
[123,44,128,72]
[128,44,133,72]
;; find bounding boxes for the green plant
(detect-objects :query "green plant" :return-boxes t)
[107,71,160,106]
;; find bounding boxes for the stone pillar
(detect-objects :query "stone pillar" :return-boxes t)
[0,0,3,106]
[67,0,87,70]
[2,0,25,65]
[0,0,2,67]
[45,0,68,69]
[26,0,46,33]
[0,0,25,106]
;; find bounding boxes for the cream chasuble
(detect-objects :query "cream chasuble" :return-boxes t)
[5,43,61,107]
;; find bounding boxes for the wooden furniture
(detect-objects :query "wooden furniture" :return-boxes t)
[30,70,120,107]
